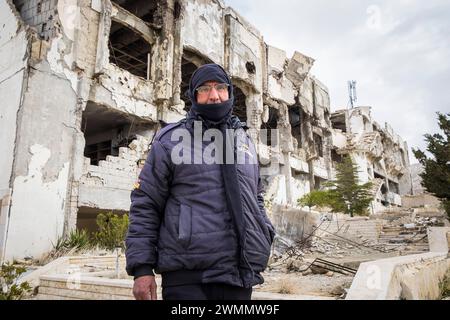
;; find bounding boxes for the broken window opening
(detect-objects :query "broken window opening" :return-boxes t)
[330,112,347,133]
[313,133,323,157]
[180,59,198,112]
[109,21,151,79]
[324,110,332,128]
[288,105,302,148]
[331,149,342,164]
[363,118,372,132]
[12,0,26,12]
[313,176,325,190]
[261,107,279,146]
[77,207,128,235]
[81,102,154,166]
[374,172,388,195]
[12,0,57,40]
[233,86,248,124]
[367,167,373,178]
[111,0,159,24]
[245,61,256,74]
[291,169,309,183]
[388,180,400,194]
[174,1,182,20]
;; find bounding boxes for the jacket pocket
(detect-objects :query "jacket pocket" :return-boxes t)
[252,213,273,247]
[178,204,192,248]
[243,229,271,272]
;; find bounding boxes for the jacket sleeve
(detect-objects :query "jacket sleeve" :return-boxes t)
[256,166,276,244]
[125,139,173,278]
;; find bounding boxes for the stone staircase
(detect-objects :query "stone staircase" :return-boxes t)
[36,274,136,300]
[378,224,429,254]
[373,207,449,254]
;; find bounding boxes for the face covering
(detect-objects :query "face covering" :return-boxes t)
[187,63,235,123]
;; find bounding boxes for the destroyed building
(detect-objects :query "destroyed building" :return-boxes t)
[0,0,412,262]
[330,107,412,213]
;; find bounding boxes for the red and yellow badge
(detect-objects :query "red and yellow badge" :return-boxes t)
[133,179,141,190]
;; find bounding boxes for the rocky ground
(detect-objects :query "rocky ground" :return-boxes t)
[254,269,353,299]
[255,209,449,299]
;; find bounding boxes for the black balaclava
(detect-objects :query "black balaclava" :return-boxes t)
[188,63,235,123]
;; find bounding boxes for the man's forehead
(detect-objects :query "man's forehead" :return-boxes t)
[201,80,221,85]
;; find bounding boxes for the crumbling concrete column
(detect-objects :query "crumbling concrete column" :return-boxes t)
[152,0,175,107]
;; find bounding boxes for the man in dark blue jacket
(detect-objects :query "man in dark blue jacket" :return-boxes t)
[125,63,276,300]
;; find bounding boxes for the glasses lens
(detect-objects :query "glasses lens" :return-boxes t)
[197,84,228,94]
[216,83,228,91]
[197,86,210,94]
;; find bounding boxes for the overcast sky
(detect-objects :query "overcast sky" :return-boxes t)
[226,0,450,163]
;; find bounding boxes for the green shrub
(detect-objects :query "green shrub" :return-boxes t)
[0,263,32,300]
[298,190,330,211]
[442,200,450,220]
[93,212,129,250]
[413,113,450,219]
[51,229,92,252]
[52,234,67,253]
[64,229,91,251]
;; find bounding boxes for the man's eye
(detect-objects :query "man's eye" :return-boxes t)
[198,86,209,93]
[216,84,228,91]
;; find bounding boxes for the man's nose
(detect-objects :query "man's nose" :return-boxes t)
[208,87,220,102]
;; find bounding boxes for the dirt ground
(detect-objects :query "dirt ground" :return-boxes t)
[254,269,354,299]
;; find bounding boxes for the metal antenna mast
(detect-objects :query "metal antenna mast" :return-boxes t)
[348,80,357,109]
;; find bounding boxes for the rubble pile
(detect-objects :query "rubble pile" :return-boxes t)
[389,215,444,229]
[269,234,380,274]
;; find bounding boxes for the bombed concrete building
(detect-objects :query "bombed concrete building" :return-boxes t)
[330,107,412,213]
[0,0,412,262]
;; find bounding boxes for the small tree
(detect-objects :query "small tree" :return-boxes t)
[326,155,374,217]
[298,190,330,211]
[94,212,129,250]
[0,263,32,300]
[412,112,450,217]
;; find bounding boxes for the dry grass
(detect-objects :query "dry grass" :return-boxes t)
[276,277,297,295]
[440,270,450,299]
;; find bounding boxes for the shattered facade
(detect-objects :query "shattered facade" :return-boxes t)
[330,107,412,213]
[0,0,412,262]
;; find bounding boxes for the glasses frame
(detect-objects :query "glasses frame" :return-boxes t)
[195,83,230,95]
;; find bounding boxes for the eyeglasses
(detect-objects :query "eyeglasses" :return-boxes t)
[196,83,230,95]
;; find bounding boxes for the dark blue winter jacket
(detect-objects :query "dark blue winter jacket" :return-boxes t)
[126,81,275,288]
[125,111,276,288]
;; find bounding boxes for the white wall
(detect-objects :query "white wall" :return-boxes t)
[4,7,82,260]
[352,153,370,184]
[0,1,28,194]
[181,0,225,65]
[0,0,29,262]
[225,7,264,93]
[5,145,69,260]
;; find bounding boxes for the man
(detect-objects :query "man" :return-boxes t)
[125,63,275,300]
